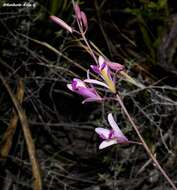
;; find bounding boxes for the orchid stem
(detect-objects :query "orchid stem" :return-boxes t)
[128,140,142,146]
[116,93,177,190]
[80,28,98,64]
[71,0,98,64]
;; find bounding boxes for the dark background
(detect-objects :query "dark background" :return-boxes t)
[0,0,177,189]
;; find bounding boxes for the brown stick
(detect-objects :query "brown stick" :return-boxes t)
[0,79,24,159]
[116,93,177,190]
[0,75,42,190]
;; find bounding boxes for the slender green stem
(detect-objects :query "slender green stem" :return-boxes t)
[116,93,177,190]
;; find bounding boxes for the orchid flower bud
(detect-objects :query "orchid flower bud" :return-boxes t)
[80,11,88,30]
[50,16,73,33]
[73,3,82,20]
[73,3,88,32]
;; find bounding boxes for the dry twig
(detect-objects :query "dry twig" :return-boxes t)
[0,74,42,190]
[0,79,24,159]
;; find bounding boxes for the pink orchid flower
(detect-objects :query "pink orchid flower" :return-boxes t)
[67,78,102,104]
[95,113,129,149]
[50,16,73,33]
[89,56,116,93]
[85,56,116,93]
[88,56,124,93]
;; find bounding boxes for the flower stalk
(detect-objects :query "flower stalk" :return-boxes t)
[116,93,177,190]
[50,1,177,189]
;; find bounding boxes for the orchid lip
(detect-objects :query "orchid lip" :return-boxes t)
[91,65,100,74]
[100,62,106,70]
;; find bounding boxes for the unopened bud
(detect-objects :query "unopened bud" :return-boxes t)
[50,16,73,33]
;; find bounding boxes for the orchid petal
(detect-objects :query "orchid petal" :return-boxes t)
[95,128,111,139]
[82,97,102,104]
[84,79,109,89]
[73,78,86,87]
[79,87,98,96]
[99,139,117,149]
[106,61,124,72]
[67,84,74,91]
[108,113,128,142]
[98,55,105,68]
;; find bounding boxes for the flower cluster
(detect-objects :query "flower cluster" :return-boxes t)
[48,3,177,188]
[50,2,130,150]
[67,55,124,103]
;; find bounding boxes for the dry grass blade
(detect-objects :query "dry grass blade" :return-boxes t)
[0,79,24,159]
[17,33,90,73]
[120,71,145,89]
[0,75,42,190]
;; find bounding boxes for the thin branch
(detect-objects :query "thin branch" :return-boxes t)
[116,93,177,190]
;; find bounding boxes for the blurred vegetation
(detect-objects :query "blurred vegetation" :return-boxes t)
[0,0,177,189]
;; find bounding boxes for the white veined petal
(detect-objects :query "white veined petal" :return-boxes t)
[98,55,105,67]
[99,139,117,149]
[107,113,126,139]
[95,127,111,139]
[84,79,109,89]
